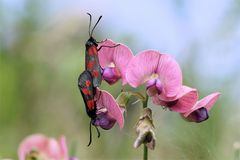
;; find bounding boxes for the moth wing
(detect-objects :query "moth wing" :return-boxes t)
[78,70,96,117]
[85,46,102,87]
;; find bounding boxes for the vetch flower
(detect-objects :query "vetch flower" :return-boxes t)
[93,88,124,130]
[134,108,156,150]
[182,92,221,123]
[152,86,198,113]
[18,134,69,160]
[126,50,182,99]
[98,39,133,85]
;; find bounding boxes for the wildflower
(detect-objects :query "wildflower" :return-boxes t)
[93,88,124,129]
[152,86,198,113]
[18,134,69,160]
[126,50,182,99]
[182,92,221,123]
[134,108,156,150]
[98,39,133,85]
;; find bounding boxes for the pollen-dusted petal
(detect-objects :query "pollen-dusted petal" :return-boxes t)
[152,86,198,113]
[183,92,221,117]
[18,134,48,160]
[18,134,69,160]
[96,89,124,129]
[98,39,133,85]
[126,50,161,87]
[156,54,182,98]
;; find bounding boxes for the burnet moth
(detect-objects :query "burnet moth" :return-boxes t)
[85,13,103,87]
[78,13,119,146]
[78,70,100,146]
[85,13,120,87]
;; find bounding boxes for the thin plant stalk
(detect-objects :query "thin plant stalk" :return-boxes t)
[142,94,149,160]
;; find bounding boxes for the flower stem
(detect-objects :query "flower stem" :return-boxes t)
[143,144,148,160]
[142,94,149,160]
[142,94,149,109]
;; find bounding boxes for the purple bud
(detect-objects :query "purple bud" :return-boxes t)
[102,67,121,85]
[155,79,162,94]
[146,79,162,97]
[186,107,209,123]
[146,79,156,89]
[93,112,116,130]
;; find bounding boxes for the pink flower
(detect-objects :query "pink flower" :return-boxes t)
[18,134,69,160]
[182,92,221,123]
[98,39,133,85]
[126,50,182,99]
[93,88,124,130]
[152,86,198,113]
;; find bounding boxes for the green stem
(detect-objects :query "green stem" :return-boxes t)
[142,94,149,109]
[144,143,148,160]
[142,94,149,160]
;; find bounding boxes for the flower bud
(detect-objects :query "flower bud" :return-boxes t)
[184,107,209,123]
[146,79,162,97]
[133,108,156,150]
[102,67,121,85]
[92,112,116,130]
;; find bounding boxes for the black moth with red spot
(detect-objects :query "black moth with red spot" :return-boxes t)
[78,13,103,146]
[85,13,103,88]
[78,70,97,118]
[78,13,120,146]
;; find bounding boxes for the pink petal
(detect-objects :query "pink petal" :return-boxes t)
[18,134,49,160]
[59,136,69,160]
[126,50,161,87]
[156,54,182,98]
[46,138,62,158]
[98,39,133,85]
[18,134,69,160]
[152,86,198,113]
[184,92,221,117]
[96,89,124,129]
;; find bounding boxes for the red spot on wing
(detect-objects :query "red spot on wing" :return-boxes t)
[85,80,91,87]
[92,70,99,77]
[87,99,95,110]
[82,88,91,95]
[88,46,97,56]
[87,61,96,69]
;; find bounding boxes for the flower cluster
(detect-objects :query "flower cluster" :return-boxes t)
[98,40,221,149]
[15,38,220,159]
[99,40,220,123]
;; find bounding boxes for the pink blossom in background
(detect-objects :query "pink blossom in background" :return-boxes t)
[18,134,69,160]
[152,85,198,113]
[93,88,124,130]
[126,50,182,99]
[98,39,133,85]
[182,92,221,123]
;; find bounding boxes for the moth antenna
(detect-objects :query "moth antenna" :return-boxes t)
[90,15,102,37]
[87,120,92,146]
[87,13,92,37]
[94,126,101,138]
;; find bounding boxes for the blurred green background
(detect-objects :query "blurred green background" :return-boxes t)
[1,0,240,159]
